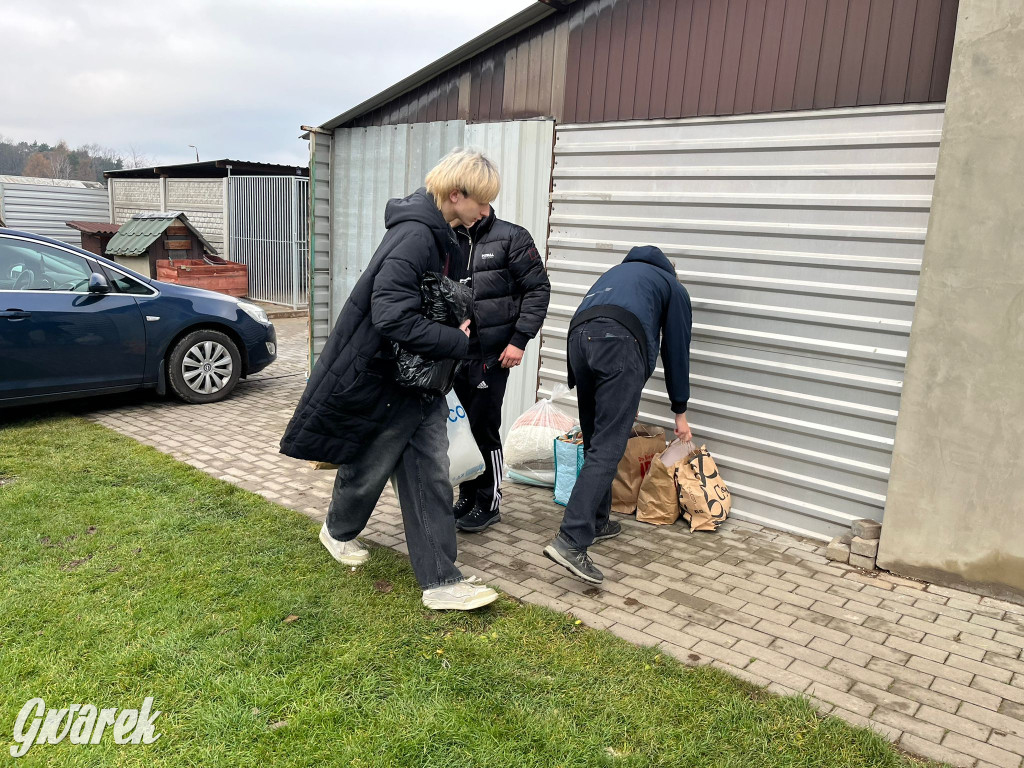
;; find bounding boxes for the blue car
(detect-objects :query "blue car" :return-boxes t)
[0,228,277,407]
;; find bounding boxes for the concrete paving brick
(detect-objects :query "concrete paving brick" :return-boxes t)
[740,602,797,626]
[888,680,960,714]
[870,707,944,742]
[862,615,927,643]
[985,653,1024,676]
[808,637,870,666]
[828,658,895,690]
[899,734,976,768]
[886,635,950,663]
[717,621,776,647]
[567,607,614,630]
[846,636,911,665]
[694,640,754,670]
[806,681,876,717]
[974,614,1024,634]
[755,619,814,645]
[943,733,1022,768]
[972,675,1024,705]
[960,703,1024,738]
[733,639,794,670]
[852,682,920,715]
[789,659,853,692]
[705,603,761,628]
[609,623,660,648]
[770,638,832,667]
[947,654,1016,684]
[830,617,889,644]
[917,704,992,741]
[599,606,653,632]
[960,633,1024,658]
[711,660,771,688]
[907,655,976,685]
[988,733,1024,763]
[923,634,990,662]
[808,600,870,625]
[645,621,698,648]
[746,660,812,692]
[790,619,851,645]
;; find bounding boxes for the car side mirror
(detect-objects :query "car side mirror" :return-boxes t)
[88,273,111,294]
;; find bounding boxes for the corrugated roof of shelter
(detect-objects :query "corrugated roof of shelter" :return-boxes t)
[0,175,105,189]
[105,212,218,257]
[65,220,120,235]
[104,159,308,179]
[316,1,572,130]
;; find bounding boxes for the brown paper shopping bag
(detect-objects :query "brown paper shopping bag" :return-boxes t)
[676,444,731,532]
[610,423,666,515]
[636,439,691,525]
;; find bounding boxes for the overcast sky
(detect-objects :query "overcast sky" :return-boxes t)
[2,0,536,167]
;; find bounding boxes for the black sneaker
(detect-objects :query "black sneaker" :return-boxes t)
[543,535,604,584]
[593,519,622,543]
[455,504,500,533]
[452,496,475,520]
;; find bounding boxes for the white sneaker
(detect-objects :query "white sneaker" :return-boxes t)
[319,523,369,566]
[422,579,499,611]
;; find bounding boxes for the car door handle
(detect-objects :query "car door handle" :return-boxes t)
[0,309,31,320]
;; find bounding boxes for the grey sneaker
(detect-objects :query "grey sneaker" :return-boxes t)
[319,523,370,566]
[593,519,622,543]
[422,578,499,610]
[543,535,604,584]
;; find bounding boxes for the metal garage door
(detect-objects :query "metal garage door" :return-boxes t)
[540,104,944,540]
[313,118,555,437]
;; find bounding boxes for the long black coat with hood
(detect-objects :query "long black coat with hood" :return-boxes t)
[279,188,470,464]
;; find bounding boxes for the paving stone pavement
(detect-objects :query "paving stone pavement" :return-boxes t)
[86,317,1024,768]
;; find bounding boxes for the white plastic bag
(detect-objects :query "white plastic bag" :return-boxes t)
[446,390,485,486]
[505,384,576,487]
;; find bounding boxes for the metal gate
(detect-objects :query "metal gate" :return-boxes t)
[228,175,309,308]
[543,104,944,541]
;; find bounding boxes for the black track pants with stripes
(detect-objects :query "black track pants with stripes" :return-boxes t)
[452,362,510,513]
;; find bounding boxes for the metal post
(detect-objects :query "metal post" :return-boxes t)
[291,177,300,309]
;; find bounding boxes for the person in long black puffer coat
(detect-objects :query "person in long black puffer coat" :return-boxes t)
[448,208,550,533]
[280,149,503,611]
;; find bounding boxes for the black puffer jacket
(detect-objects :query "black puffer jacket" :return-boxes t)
[279,188,469,464]
[451,208,550,365]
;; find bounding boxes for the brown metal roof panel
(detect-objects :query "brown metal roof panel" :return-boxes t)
[602,0,629,121]
[814,0,848,108]
[734,0,767,114]
[835,0,871,107]
[681,0,712,118]
[793,0,827,110]
[574,1,599,122]
[752,0,786,113]
[562,1,585,123]
[589,1,613,121]
[929,0,958,102]
[65,220,119,235]
[633,0,659,120]
[880,0,918,103]
[711,0,745,115]
[698,0,730,115]
[858,0,895,105]
[905,0,942,101]
[618,0,645,118]
[772,0,809,112]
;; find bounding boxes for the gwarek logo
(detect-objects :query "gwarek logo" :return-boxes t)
[9,697,162,757]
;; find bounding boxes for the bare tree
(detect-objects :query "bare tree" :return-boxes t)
[46,142,72,179]
[121,144,151,170]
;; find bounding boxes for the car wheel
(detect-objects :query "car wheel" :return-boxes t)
[167,330,242,404]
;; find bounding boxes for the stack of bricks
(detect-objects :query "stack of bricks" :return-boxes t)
[825,518,882,570]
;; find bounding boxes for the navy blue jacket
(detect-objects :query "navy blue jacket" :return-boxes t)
[568,246,692,413]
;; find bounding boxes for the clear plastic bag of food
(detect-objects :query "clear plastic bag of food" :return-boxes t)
[504,384,576,487]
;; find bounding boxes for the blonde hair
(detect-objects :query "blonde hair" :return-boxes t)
[425,148,500,206]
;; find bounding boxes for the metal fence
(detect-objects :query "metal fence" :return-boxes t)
[228,175,309,308]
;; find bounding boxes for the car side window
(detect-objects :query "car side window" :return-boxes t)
[0,238,93,292]
[106,270,153,295]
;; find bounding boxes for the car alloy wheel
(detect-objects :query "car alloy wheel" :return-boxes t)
[181,340,234,394]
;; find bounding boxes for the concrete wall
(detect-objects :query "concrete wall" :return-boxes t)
[109,178,226,255]
[878,1,1024,601]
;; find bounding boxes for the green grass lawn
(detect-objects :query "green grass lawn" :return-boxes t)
[0,416,931,767]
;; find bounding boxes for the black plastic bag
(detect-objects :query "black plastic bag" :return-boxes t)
[391,273,473,396]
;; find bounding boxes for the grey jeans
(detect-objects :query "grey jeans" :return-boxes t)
[326,394,463,590]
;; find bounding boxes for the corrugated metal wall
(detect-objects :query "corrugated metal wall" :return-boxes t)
[0,182,110,245]
[309,131,334,367]
[542,103,944,540]
[349,0,958,128]
[315,118,555,438]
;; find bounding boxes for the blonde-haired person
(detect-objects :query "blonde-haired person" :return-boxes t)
[281,149,500,611]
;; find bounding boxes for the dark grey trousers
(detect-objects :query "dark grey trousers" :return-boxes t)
[560,318,646,549]
[326,394,463,590]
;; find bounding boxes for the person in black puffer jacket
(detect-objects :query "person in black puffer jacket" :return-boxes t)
[448,207,551,532]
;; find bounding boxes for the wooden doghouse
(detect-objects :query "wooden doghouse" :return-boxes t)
[65,220,120,257]
[104,212,247,296]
